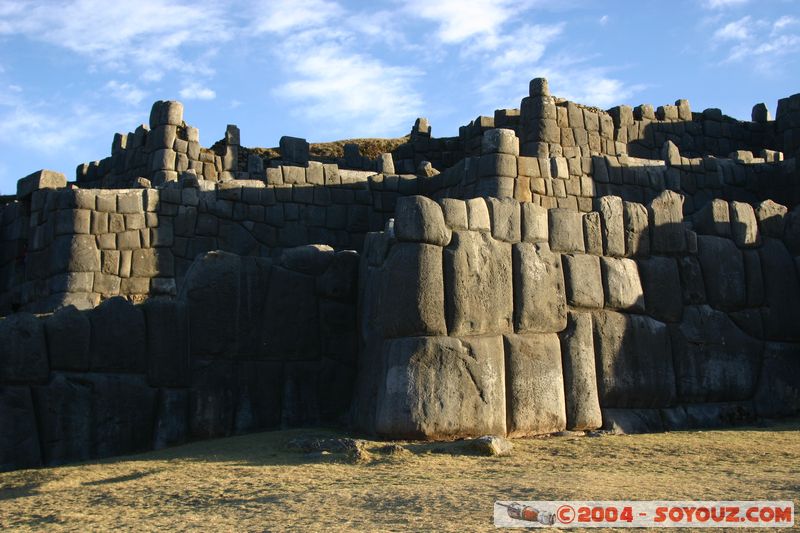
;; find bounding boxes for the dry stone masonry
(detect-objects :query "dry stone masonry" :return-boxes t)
[2,78,800,471]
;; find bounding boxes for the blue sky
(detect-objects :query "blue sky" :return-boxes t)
[0,0,798,194]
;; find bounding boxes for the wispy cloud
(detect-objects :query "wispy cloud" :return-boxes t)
[403,0,529,45]
[179,83,216,101]
[599,15,609,26]
[709,12,800,68]
[105,80,146,106]
[714,16,751,40]
[703,0,748,9]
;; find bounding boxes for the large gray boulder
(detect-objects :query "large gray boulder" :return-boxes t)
[693,198,731,237]
[143,300,189,386]
[548,208,584,253]
[513,242,567,333]
[504,333,566,436]
[0,313,49,384]
[559,312,602,430]
[600,257,645,313]
[33,374,92,465]
[562,254,603,309]
[380,243,446,338]
[444,231,513,336]
[602,408,664,434]
[697,235,746,310]
[597,196,625,257]
[44,305,90,371]
[754,199,786,238]
[487,197,521,243]
[638,256,683,322]
[375,335,506,439]
[17,169,66,199]
[0,386,42,471]
[89,297,146,373]
[670,305,763,403]
[623,201,650,257]
[729,201,760,248]
[592,311,675,408]
[394,195,451,246]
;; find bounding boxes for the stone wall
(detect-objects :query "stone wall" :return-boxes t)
[354,194,800,438]
[0,246,358,471]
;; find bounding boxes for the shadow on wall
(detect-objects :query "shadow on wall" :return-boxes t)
[0,243,360,472]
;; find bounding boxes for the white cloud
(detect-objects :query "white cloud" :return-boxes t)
[249,0,344,34]
[404,0,524,44]
[105,80,146,106]
[487,24,564,69]
[704,0,748,9]
[599,15,609,26]
[714,16,751,41]
[773,16,798,32]
[179,83,216,101]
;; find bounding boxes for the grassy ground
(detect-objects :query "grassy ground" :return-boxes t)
[1,420,798,532]
[250,136,410,163]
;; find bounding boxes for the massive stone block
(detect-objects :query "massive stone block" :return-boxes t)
[89,297,146,373]
[548,208,584,253]
[559,312,601,430]
[513,242,567,333]
[670,305,763,403]
[17,169,66,200]
[487,197,521,243]
[33,374,92,465]
[263,266,320,359]
[375,335,506,439]
[601,408,664,434]
[504,333,566,436]
[89,374,158,459]
[143,299,189,387]
[754,199,786,238]
[380,243,446,338]
[600,257,645,313]
[638,256,683,322]
[679,256,706,304]
[729,201,760,248]
[592,311,675,408]
[190,359,236,439]
[697,235,746,310]
[0,386,41,471]
[753,342,800,418]
[394,195,451,246]
[235,361,283,433]
[622,201,649,257]
[562,253,603,309]
[180,251,241,358]
[693,198,731,237]
[759,238,800,341]
[444,231,513,336]
[597,196,625,257]
[648,190,685,253]
[0,312,49,384]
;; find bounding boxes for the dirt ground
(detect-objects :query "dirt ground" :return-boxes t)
[1,420,798,532]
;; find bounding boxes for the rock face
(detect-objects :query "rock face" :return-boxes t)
[513,242,567,333]
[559,312,601,430]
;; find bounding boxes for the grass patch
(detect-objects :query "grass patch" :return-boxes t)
[250,136,410,164]
[1,420,798,531]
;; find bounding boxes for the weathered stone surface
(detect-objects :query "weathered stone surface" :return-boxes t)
[180,251,241,358]
[280,244,334,275]
[44,305,90,371]
[487,197,521,243]
[563,254,603,309]
[548,208,584,253]
[600,257,645,312]
[263,266,320,359]
[50,234,101,273]
[729,201,760,248]
[0,313,49,384]
[375,335,506,439]
[89,296,146,373]
[693,198,731,237]
[648,190,685,253]
[467,435,513,456]
[380,243,446,338]
[482,128,519,155]
[742,250,764,307]
[622,201,649,257]
[679,256,706,304]
[235,361,283,432]
[444,231,513,336]
[190,359,236,438]
[89,374,157,458]
[439,198,468,230]
[638,256,683,322]
[582,211,603,255]
[754,199,787,238]
[0,386,41,471]
[504,333,566,437]
[143,299,189,387]
[394,195,451,246]
[466,198,490,231]
[17,169,66,199]
[316,250,358,301]
[559,312,601,430]
[602,408,663,434]
[592,311,675,408]
[521,202,548,243]
[149,100,183,127]
[684,402,755,429]
[597,196,625,257]
[670,305,763,403]
[33,374,91,465]
[697,235,746,310]
[513,242,567,333]
[753,342,800,417]
[759,238,800,341]
[153,389,189,450]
